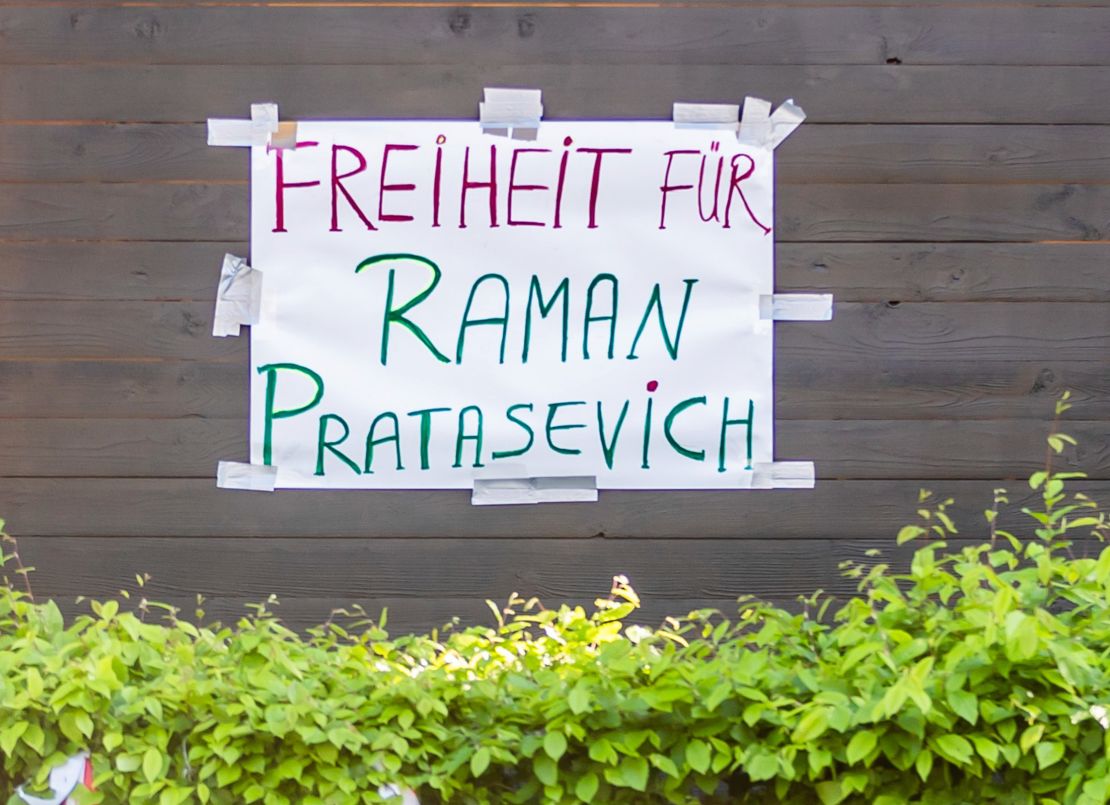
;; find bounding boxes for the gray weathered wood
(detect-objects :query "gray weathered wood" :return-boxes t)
[2,302,1105,363]
[775,243,1110,303]
[15,532,1110,633]
[1,1,1107,636]
[4,241,1109,303]
[3,7,1108,66]
[3,65,1108,124]
[1,182,1104,241]
[2,357,1106,421]
[5,124,1109,183]
[2,478,1099,539]
[0,418,1103,478]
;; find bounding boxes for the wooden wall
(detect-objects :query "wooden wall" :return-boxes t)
[2,1,1108,632]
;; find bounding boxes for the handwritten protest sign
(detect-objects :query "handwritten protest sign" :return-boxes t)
[249,121,775,489]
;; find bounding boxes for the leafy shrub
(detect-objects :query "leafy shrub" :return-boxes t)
[3,398,1110,803]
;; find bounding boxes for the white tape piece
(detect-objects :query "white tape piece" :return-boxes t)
[472,475,598,506]
[759,293,834,321]
[16,752,88,805]
[737,97,806,149]
[737,97,773,148]
[751,461,816,490]
[768,98,806,149]
[213,253,262,337]
[217,461,278,492]
[479,88,543,138]
[270,120,299,150]
[207,102,281,147]
[673,102,740,130]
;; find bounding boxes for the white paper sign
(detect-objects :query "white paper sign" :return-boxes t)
[250,122,775,489]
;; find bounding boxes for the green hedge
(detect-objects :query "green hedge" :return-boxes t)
[3,407,1110,804]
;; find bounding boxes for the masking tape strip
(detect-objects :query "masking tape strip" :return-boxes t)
[673,102,740,130]
[270,120,299,150]
[207,102,281,147]
[759,293,833,321]
[217,461,277,492]
[751,461,816,490]
[737,96,805,149]
[213,253,262,337]
[479,88,543,138]
[472,475,598,506]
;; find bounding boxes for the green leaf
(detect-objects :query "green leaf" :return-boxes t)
[933,734,973,766]
[650,753,679,779]
[575,772,599,802]
[534,754,558,787]
[816,781,848,805]
[618,756,648,791]
[1004,611,1039,661]
[897,526,926,545]
[26,667,43,699]
[1021,724,1045,754]
[543,731,567,761]
[588,739,617,765]
[915,749,933,782]
[946,688,979,725]
[1036,740,1064,770]
[0,723,28,756]
[568,684,590,715]
[470,747,491,777]
[791,708,830,744]
[21,723,44,754]
[970,735,999,768]
[142,748,163,783]
[116,754,141,773]
[846,730,877,765]
[685,739,710,774]
[747,751,779,782]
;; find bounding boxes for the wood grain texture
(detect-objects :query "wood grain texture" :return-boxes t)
[5,124,1110,183]
[4,242,1109,303]
[1,357,1106,421]
[3,65,1108,123]
[2,302,1105,363]
[3,478,1101,539]
[15,533,1108,634]
[0,417,1103,478]
[3,7,1108,66]
[2,1,1108,631]
[1,182,1105,241]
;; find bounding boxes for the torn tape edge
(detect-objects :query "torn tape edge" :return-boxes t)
[479,87,543,136]
[758,293,834,321]
[751,461,816,489]
[471,475,597,506]
[216,461,278,493]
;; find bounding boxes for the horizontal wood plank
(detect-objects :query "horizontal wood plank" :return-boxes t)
[4,123,1110,184]
[23,535,1103,634]
[4,242,1109,303]
[3,7,1108,66]
[3,65,1108,123]
[775,243,1110,303]
[2,302,1105,364]
[3,478,1099,539]
[0,418,1103,478]
[1,181,1105,241]
[1,357,1106,421]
